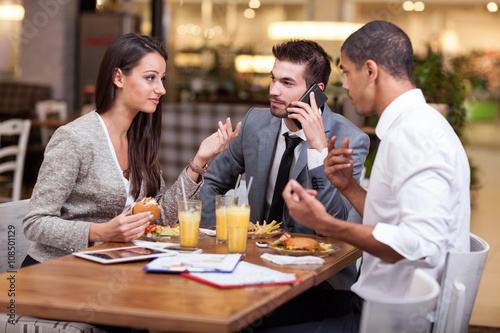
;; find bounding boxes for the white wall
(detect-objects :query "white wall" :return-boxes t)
[19,0,78,111]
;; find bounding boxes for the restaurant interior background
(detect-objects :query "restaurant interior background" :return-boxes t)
[1,0,499,330]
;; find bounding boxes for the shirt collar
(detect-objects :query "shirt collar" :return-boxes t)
[375,89,426,141]
[280,119,307,141]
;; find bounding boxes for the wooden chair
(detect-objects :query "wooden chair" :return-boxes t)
[431,233,490,333]
[0,199,31,273]
[359,268,441,333]
[35,99,67,147]
[0,119,31,202]
[1,314,109,333]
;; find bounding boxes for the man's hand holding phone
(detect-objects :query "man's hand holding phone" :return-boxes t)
[287,83,329,151]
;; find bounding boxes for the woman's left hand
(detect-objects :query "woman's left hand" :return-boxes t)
[194,117,241,164]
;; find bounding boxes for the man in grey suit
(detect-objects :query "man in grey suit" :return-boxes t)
[200,39,369,235]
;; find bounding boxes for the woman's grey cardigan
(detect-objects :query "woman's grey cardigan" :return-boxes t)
[23,111,202,262]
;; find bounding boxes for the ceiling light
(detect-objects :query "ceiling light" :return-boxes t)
[0,4,25,21]
[402,1,414,11]
[176,24,202,36]
[204,28,216,39]
[268,21,363,41]
[174,53,203,67]
[249,0,261,9]
[188,24,201,35]
[487,2,498,12]
[244,8,255,19]
[213,25,223,36]
[414,1,425,11]
[177,25,188,35]
[235,55,274,73]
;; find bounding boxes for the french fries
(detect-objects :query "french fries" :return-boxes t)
[319,242,333,251]
[251,220,282,234]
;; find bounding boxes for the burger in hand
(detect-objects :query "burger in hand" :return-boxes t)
[131,197,161,223]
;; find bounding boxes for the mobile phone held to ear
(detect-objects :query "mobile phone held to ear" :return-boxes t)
[291,83,328,129]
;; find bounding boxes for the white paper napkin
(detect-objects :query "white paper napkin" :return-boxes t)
[132,240,179,248]
[260,253,325,265]
[199,228,216,236]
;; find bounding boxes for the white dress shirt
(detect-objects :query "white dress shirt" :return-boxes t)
[351,89,470,299]
[264,120,328,221]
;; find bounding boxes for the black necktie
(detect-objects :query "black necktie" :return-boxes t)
[267,133,303,223]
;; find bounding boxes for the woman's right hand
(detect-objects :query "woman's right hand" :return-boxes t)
[186,117,241,182]
[194,117,241,165]
[89,211,152,242]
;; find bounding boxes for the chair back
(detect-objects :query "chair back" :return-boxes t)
[0,199,111,332]
[432,233,489,333]
[35,99,67,147]
[0,199,30,273]
[0,119,31,202]
[359,268,441,333]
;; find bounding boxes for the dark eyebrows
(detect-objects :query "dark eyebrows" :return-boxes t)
[270,70,297,83]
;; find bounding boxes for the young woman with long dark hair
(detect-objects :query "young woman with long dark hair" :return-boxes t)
[22,33,240,266]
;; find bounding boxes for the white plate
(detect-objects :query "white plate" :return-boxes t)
[271,244,340,257]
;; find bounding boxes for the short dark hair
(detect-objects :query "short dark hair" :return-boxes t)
[272,39,332,87]
[341,20,414,84]
[95,33,168,199]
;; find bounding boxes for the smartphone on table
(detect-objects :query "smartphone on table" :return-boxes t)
[290,83,328,129]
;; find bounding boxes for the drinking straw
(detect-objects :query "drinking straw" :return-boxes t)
[181,177,188,210]
[244,176,253,206]
[231,174,242,203]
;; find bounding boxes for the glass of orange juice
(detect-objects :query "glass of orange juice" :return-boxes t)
[226,204,251,255]
[215,195,238,244]
[178,199,202,249]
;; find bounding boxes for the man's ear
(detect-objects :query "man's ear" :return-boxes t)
[113,68,124,88]
[365,60,379,82]
[317,82,325,91]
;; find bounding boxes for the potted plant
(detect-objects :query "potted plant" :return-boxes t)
[413,51,480,193]
[413,51,467,140]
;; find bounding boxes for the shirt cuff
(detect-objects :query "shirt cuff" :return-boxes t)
[372,223,434,262]
[307,147,328,169]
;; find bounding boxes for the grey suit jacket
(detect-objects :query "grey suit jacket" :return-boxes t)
[23,111,202,262]
[200,105,370,233]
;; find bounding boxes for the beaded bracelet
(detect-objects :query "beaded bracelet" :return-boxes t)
[188,158,208,175]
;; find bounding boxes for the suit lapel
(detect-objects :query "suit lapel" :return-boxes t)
[322,105,334,139]
[292,140,309,179]
[253,116,281,219]
[291,105,334,179]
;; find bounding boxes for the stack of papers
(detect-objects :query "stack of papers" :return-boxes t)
[144,253,241,273]
[144,252,300,288]
[183,261,300,288]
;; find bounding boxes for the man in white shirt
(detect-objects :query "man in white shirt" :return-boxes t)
[277,20,471,332]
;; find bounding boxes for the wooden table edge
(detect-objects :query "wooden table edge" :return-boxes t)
[0,237,361,332]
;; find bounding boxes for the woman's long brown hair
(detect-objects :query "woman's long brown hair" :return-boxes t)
[94,33,167,199]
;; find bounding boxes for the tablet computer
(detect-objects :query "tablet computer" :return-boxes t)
[72,245,175,264]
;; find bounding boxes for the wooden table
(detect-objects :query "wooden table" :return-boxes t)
[0,234,361,332]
